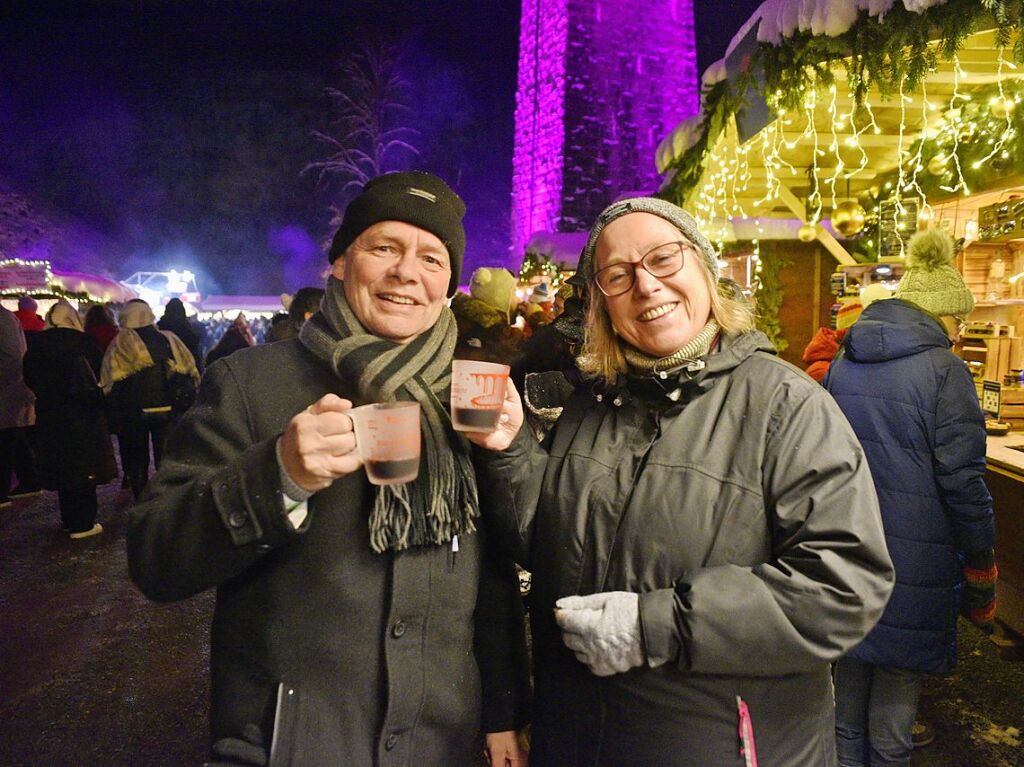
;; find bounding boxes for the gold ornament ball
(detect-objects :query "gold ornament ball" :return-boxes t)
[798,223,818,242]
[927,155,948,176]
[831,201,867,237]
[991,97,1013,120]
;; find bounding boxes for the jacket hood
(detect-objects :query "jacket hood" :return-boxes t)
[842,298,951,363]
[119,301,157,329]
[802,326,841,364]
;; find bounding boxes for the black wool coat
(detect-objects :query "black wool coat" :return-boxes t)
[23,327,116,489]
[127,338,527,767]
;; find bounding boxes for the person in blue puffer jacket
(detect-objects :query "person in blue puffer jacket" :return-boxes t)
[824,229,997,767]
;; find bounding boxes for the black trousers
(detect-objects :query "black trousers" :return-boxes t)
[0,427,15,500]
[119,416,172,498]
[58,484,98,533]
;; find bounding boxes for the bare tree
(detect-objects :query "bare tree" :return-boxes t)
[306,34,420,228]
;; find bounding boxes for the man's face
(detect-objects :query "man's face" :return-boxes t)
[331,221,451,344]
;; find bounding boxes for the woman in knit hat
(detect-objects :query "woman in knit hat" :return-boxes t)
[470,196,894,766]
[824,229,997,766]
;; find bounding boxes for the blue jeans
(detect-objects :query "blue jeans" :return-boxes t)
[835,656,923,767]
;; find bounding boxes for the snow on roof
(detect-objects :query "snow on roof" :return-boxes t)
[662,0,953,168]
[524,231,590,271]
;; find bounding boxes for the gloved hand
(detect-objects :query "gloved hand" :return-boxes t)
[962,550,998,634]
[555,591,644,677]
[207,726,268,766]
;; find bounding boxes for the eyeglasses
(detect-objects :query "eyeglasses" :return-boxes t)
[953,316,968,336]
[592,241,692,297]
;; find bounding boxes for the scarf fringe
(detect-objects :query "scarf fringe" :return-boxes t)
[300,278,479,554]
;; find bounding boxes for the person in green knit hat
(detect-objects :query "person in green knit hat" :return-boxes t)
[825,228,997,767]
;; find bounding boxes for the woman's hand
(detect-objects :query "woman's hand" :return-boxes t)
[278,393,362,492]
[484,730,528,767]
[462,378,524,451]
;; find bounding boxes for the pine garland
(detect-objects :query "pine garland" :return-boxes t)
[661,0,1024,207]
[753,250,790,353]
[518,250,563,288]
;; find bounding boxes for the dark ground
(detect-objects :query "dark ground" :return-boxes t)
[1,481,1022,766]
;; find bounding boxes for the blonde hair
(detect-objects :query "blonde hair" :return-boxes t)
[579,257,756,385]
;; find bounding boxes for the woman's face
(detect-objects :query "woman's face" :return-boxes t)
[594,212,712,358]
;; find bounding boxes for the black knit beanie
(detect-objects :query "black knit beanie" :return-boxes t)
[328,171,466,297]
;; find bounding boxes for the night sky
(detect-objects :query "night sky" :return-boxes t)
[1,0,762,296]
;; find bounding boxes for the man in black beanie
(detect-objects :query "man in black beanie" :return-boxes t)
[127,171,529,767]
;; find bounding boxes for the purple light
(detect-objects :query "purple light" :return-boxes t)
[512,0,699,256]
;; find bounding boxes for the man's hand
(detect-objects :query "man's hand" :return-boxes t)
[279,394,362,493]
[484,730,528,767]
[461,378,525,451]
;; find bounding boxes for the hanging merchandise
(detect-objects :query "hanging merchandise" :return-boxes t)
[830,271,847,297]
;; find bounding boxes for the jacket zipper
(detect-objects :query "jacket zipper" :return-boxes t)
[448,534,458,572]
[737,696,759,767]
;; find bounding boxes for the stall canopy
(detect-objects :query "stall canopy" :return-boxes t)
[52,270,138,303]
[656,1,1024,264]
[199,295,286,315]
[0,258,138,303]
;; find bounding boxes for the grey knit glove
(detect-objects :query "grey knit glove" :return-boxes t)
[555,592,645,677]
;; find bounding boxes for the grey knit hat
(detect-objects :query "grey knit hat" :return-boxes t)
[894,229,974,317]
[578,197,721,285]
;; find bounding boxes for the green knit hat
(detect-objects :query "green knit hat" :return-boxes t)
[894,229,974,317]
[469,267,518,322]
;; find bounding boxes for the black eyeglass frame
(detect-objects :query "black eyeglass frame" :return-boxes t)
[591,240,694,297]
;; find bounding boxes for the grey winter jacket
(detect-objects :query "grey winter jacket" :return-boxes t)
[477,331,894,767]
[127,339,527,767]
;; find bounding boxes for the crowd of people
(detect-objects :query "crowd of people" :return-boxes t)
[0,170,1000,767]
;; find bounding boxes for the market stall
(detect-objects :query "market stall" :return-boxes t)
[0,257,137,313]
[656,0,1024,637]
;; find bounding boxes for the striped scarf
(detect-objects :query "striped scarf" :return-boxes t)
[299,277,479,553]
[622,319,720,374]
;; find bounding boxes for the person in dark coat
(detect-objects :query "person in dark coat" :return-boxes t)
[824,229,997,767]
[100,299,199,499]
[126,172,528,767]
[23,301,116,538]
[469,197,894,767]
[157,297,203,373]
[204,313,256,367]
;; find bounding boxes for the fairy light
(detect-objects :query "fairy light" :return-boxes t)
[905,77,932,223]
[807,85,823,224]
[941,54,970,196]
[972,47,1014,169]
[826,83,844,208]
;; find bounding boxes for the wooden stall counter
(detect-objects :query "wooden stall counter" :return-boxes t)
[986,433,1024,639]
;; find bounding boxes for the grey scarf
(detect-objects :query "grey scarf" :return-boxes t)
[299,277,479,553]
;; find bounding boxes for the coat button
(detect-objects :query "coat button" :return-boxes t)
[385,733,398,750]
[227,511,246,528]
[391,620,406,638]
